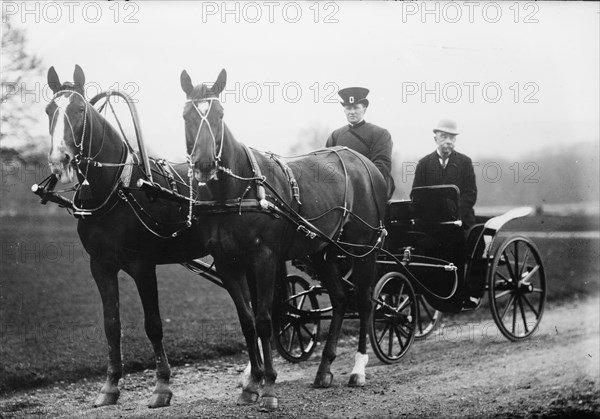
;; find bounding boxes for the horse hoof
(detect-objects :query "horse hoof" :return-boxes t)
[348,373,366,387]
[260,395,278,410]
[148,391,173,408]
[313,372,334,388]
[94,390,119,407]
[237,389,259,405]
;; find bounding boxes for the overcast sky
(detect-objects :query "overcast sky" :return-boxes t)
[5,1,600,163]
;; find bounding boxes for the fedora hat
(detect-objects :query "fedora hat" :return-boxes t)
[338,87,369,107]
[433,119,459,135]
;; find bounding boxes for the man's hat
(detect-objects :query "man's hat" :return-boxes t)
[433,119,459,135]
[338,87,369,107]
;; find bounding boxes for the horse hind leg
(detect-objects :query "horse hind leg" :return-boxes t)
[125,263,172,408]
[90,259,122,407]
[311,251,346,388]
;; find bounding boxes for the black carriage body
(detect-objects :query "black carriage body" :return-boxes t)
[384,186,487,313]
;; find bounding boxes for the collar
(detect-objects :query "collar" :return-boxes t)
[436,150,453,160]
[348,120,366,129]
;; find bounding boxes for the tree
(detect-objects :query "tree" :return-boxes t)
[1,17,43,156]
[288,122,330,156]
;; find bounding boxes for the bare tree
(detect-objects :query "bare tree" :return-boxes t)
[288,122,330,156]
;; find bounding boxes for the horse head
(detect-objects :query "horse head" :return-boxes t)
[45,65,90,184]
[180,69,227,183]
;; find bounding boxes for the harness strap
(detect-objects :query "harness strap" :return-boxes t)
[265,151,302,205]
[120,150,134,188]
[241,143,267,203]
[154,158,178,191]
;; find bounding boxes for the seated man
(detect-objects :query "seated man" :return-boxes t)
[412,119,477,231]
[326,87,395,199]
[413,119,479,308]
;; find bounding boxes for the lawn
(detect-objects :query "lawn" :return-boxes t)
[0,212,598,394]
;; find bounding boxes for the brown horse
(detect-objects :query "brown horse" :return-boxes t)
[180,69,388,409]
[45,65,208,408]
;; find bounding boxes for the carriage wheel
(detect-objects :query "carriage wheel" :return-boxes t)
[488,235,546,341]
[369,272,417,364]
[273,274,320,363]
[414,294,443,340]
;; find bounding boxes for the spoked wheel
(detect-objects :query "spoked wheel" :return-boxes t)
[369,272,417,364]
[414,294,443,339]
[488,235,546,341]
[273,274,321,363]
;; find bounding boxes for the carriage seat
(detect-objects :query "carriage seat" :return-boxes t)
[410,185,460,224]
[385,199,413,229]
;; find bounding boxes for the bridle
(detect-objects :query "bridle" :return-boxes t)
[49,89,130,215]
[50,90,95,178]
[185,97,225,169]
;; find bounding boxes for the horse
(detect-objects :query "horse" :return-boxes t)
[45,65,209,408]
[180,68,388,409]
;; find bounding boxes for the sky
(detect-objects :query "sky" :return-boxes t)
[4,1,600,163]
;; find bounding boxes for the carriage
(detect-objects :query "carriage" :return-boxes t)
[271,185,546,364]
[33,78,546,408]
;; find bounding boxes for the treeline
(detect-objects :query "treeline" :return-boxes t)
[390,141,599,208]
[1,140,598,216]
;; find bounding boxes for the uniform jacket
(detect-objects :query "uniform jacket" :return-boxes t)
[326,120,395,197]
[413,150,477,229]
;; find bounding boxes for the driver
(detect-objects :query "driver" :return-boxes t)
[325,87,395,199]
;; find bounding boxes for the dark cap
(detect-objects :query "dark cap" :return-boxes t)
[338,87,369,107]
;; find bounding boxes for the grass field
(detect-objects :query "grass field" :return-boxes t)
[1,212,598,394]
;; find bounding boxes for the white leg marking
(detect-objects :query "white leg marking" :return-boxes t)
[349,352,368,387]
[239,361,252,388]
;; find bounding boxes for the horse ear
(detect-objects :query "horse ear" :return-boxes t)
[212,69,227,96]
[47,67,61,93]
[73,64,85,92]
[180,70,194,96]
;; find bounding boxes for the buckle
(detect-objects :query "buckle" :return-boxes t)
[297,225,317,239]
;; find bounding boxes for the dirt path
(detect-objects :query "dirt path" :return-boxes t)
[1,298,599,418]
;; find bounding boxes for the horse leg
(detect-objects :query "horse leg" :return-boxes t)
[253,256,283,410]
[239,272,263,390]
[311,251,346,388]
[123,262,172,408]
[348,256,376,387]
[218,262,263,405]
[90,259,122,407]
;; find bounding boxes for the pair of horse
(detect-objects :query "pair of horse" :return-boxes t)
[45,65,388,410]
